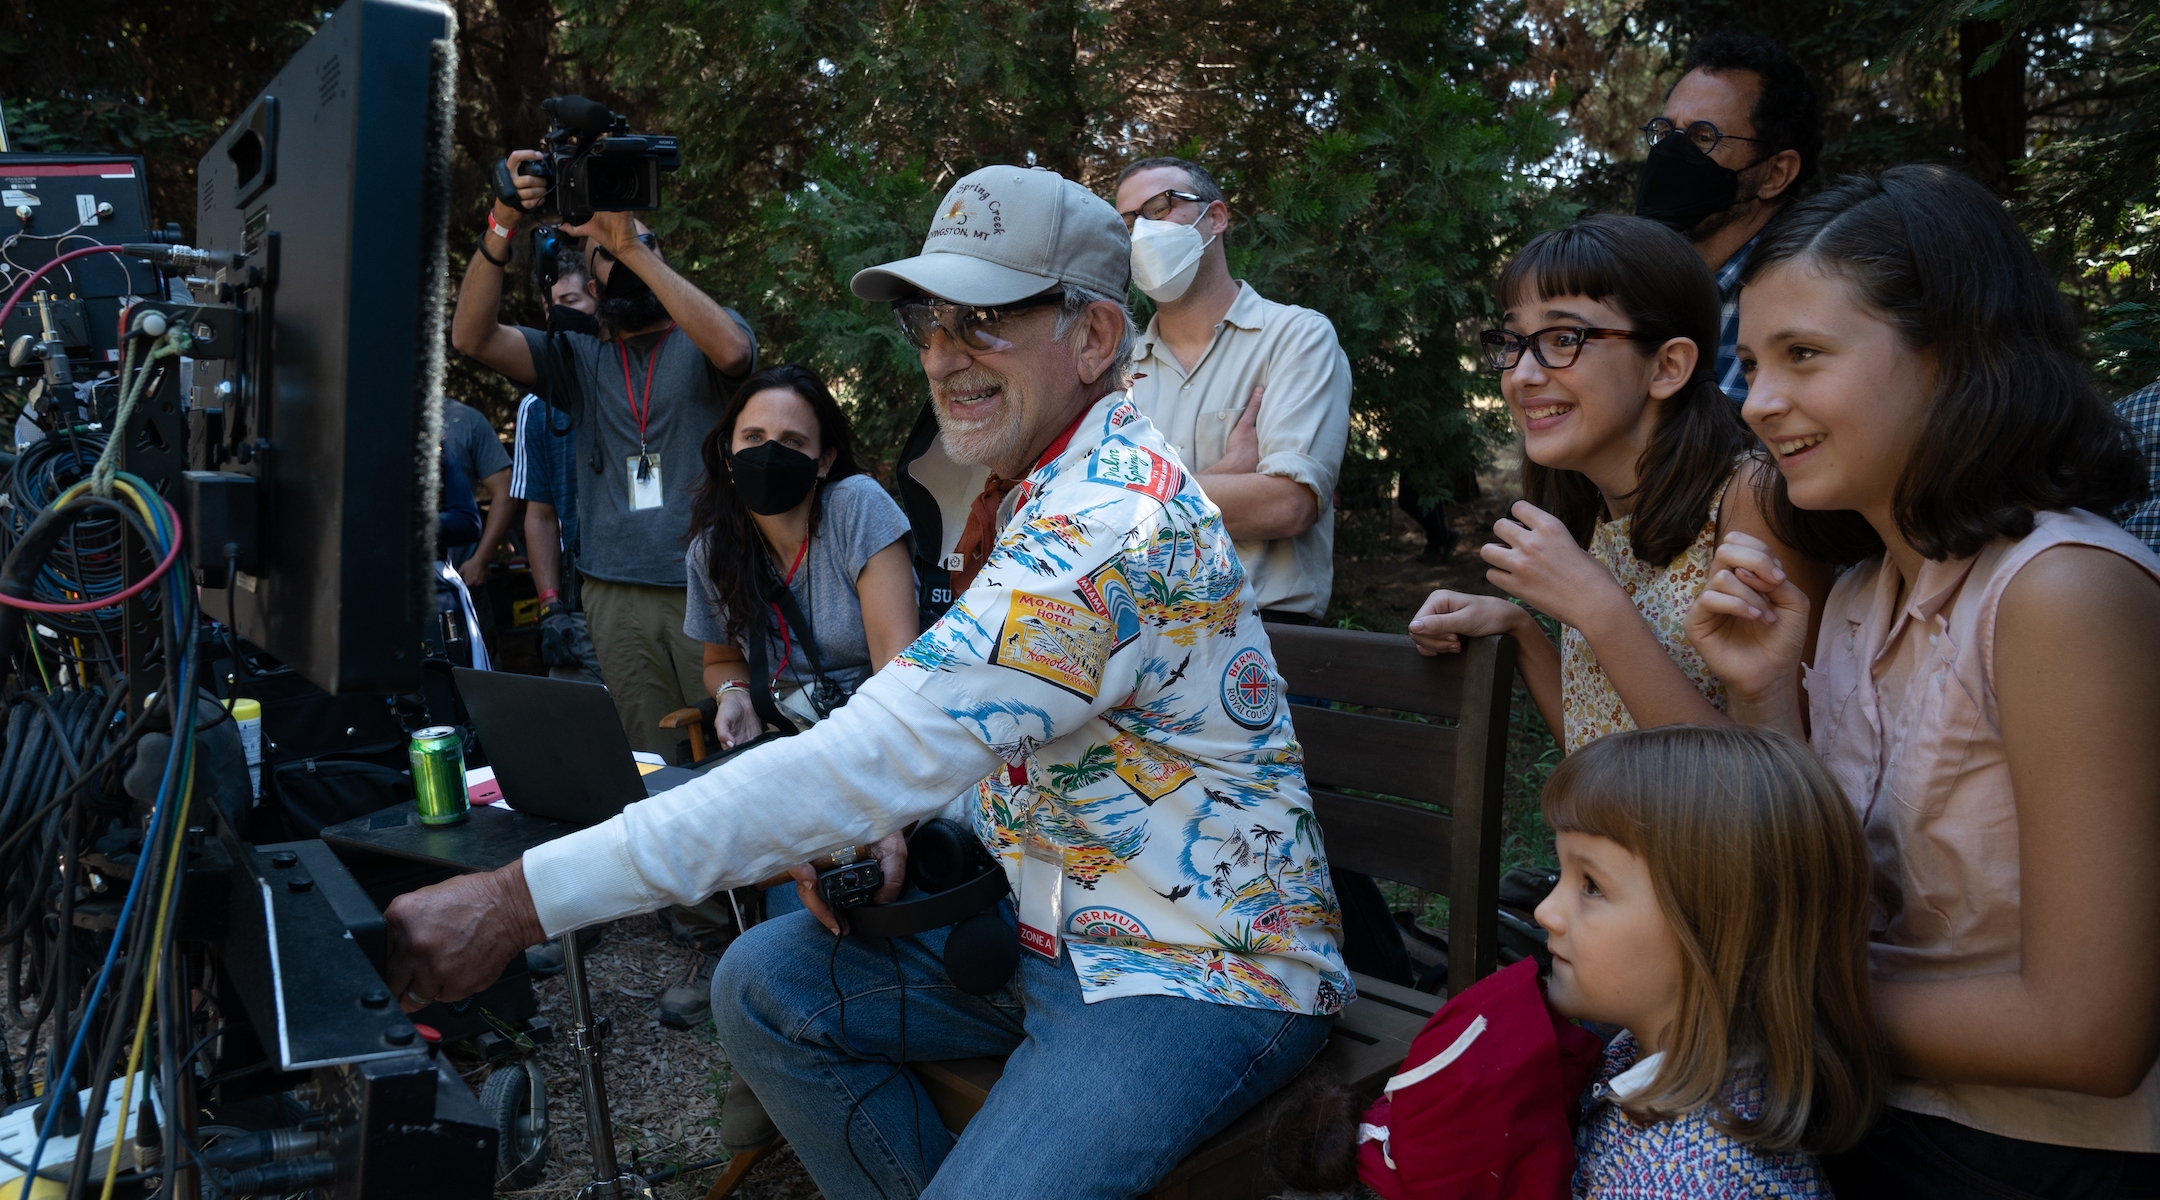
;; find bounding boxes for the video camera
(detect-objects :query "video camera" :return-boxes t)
[493,95,679,226]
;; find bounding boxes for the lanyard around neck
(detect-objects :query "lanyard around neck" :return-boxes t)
[614,324,676,448]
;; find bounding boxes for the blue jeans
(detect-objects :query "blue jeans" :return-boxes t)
[709,902,1332,1199]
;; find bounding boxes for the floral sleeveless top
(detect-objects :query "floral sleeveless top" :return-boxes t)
[1559,472,1733,751]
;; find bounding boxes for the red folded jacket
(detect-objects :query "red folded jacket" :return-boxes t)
[1358,959,1606,1200]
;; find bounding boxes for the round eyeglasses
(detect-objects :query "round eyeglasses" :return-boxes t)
[1641,117,1768,157]
[1479,326,1657,371]
[892,292,1065,354]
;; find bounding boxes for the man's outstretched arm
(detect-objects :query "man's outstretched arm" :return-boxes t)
[382,672,999,1008]
[449,150,549,384]
[568,210,754,375]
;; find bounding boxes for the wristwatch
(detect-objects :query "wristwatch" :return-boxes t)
[716,680,751,701]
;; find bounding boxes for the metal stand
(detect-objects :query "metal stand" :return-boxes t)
[562,934,651,1200]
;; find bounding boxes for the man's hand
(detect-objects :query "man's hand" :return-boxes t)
[1480,501,1622,631]
[560,210,643,259]
[384,861,547,1011]
[493,150,549,230]
[787,829,909,936]
[457,553,491,589]
[715,689,762,750]
[1203,386,1265,477]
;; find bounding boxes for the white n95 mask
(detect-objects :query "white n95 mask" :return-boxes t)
[1130,215,1215,303]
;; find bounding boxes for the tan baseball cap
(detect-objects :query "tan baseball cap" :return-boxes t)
[851,165,1129,306]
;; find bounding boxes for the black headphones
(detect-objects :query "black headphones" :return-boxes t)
[845,818,1018,996]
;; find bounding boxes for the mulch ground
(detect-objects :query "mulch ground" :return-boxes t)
[482,915,823,1199]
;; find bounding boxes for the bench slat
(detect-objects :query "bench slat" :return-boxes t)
[1270,626,1470,717]
[1309,788,1454,895]
[1293,705,1457,806]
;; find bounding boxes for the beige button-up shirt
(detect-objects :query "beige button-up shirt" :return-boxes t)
[1128,283,1352,619]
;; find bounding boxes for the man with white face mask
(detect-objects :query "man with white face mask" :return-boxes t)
[1115,156,1352,623]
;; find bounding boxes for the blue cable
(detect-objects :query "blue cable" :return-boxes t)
[14,496,192,1199]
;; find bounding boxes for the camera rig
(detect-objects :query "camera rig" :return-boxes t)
[493,96,680,226]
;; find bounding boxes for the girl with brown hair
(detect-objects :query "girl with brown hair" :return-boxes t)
[1408,214,1833,751]
[1269,724,1884,1197]
[1688,164,2160,1195]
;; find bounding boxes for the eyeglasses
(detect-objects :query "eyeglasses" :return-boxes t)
[1116,189,1207,231]
[1479,326,1656,371]
[892,291,1065,353]
[1641,118,1768,156]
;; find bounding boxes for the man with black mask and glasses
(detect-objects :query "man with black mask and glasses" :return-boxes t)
[452,149,757,770]
[1634,31,1821,401]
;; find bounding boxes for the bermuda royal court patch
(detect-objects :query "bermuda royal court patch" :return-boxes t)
[1221,647,1280,730]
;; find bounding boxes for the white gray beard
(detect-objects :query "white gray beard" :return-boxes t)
[932,376,1028,472]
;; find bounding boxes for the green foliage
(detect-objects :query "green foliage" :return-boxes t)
[546,0,1568,481]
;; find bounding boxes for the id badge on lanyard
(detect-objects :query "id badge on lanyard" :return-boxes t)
[617,327,673,512]
[1017,835,1065,961]
[627,451,664,510]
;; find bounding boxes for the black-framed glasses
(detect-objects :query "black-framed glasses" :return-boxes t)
[892,291,1065,353]
[1479,325,1656,371]
[1641,117,1768,156]
[1116,189,1207,231]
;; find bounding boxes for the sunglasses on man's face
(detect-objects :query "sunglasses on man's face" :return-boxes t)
[891,292,1064,354]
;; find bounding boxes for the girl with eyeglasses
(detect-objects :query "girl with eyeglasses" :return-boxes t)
[1686,165,2160,1197]
[1407,213,1834,752]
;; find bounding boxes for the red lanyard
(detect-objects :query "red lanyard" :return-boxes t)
[614,324,675,450]
[767,536,811,682]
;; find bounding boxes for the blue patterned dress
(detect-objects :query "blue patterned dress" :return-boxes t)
[1572,1033,1826,1199]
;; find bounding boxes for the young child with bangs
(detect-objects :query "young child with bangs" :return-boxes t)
[1688,163,2160,1196]
[1407,214,1834,752]
[1268,724,1885,1199]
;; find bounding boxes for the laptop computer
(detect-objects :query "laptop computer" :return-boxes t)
[454,668,704,827]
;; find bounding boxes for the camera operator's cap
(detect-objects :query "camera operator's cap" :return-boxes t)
[851,165,1129,306]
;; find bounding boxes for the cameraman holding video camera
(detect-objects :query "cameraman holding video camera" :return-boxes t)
[450,142,757,765]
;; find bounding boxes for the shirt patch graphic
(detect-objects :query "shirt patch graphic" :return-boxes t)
[1075,560,1142,649]
[1105,397,1140,431]
[992,591,1114,700]
[1221,647,1281,729]
[1109,730,1197,805]
[1069,906,1151,942]
[1090,437,1181,503]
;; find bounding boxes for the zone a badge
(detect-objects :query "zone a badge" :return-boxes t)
[1221,647,1281,730]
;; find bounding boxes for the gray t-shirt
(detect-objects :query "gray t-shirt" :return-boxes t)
[683,474,913,696]
[442,398,512,487]
[521,315,756,587]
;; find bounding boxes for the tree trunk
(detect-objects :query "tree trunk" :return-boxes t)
[1958,19,2028,195]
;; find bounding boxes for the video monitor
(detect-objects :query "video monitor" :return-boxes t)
[187,0,456,693]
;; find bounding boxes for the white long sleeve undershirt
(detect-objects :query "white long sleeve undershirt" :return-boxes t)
[521,671,1003,937]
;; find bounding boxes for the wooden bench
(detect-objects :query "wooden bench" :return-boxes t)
[916,628,1518,1199]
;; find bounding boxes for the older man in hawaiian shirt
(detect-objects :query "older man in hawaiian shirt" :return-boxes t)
[383,165,1347,1200]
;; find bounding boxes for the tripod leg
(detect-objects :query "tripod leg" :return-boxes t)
[562,934,624,1191]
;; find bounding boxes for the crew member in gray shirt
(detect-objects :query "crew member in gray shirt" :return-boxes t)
[451,158,757,761]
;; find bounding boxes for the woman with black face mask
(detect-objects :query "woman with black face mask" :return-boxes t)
[685,363,918,749]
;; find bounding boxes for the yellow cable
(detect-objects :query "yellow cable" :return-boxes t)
[96,743,195,1200]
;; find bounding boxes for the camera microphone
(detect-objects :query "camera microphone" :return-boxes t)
[543,95,616,137]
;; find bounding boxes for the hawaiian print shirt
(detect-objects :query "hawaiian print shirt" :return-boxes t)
[885,392,1353,1016]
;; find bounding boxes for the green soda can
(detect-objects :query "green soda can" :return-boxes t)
[409,726,470,826]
